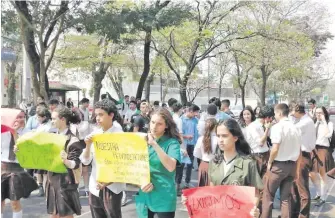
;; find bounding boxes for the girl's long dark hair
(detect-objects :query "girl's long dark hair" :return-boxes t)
[320,106,330,123]
[239,107,256,127]
[203,118,217,154]
[213,119,252,164]
[150,108,182,144]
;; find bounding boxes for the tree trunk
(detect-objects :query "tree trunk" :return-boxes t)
[260,65,267,106]
[162,78,169,103]
[6,63,17,107]
[240,86,245,108]
[108,69,124,99]
[218,76,224,99]
[234,93,238,106]
[136,30,152,100]
[145,73,155,101]
[92,69,107,104]
[180,85,188,106]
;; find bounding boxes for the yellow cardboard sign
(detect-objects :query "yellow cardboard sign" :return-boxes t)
[92,133,150,186]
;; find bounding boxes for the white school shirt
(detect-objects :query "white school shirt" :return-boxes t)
[315,121,334,147]
[246,119,269,153]
[1,132,18,163]
[80,121,126,197]
[270,118,301,161]
[294,114,316,152]
[197,113,216,137]
[1,128,29,163]
[193,133,218,162]
[173,113,183,134]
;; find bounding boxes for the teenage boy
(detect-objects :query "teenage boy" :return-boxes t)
[80,99,126,218]
[262,104,302,218]
[176,104,200,190]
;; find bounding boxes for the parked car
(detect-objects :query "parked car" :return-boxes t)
[328,106,335,116]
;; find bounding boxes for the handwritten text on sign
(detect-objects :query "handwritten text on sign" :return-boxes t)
[16,132,67,173]
[93,133,150,186]
[182,185,255,218]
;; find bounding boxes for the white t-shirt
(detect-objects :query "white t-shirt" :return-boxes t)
[193,133,217,162]
[80,121,126,197]
[270,118,301,161]
[125,109,137,122]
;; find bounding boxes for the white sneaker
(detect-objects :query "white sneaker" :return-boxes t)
[121,191,127,206]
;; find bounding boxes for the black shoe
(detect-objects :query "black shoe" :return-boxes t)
[37,186,44,197]
[315,199,326,207]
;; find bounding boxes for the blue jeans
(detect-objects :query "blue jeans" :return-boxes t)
[175,144,194,184]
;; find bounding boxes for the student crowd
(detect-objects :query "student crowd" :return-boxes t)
[1,94,335,218]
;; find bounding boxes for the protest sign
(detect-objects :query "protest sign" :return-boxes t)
[182,185,255,218]
[93,133,150,186]
[16,132,68,173]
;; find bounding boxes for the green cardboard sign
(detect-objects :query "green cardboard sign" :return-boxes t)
[16,132,68,173]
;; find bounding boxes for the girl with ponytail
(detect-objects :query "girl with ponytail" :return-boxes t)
[46,106,83,218]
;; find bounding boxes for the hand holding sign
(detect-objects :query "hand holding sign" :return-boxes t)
[182,185,255,218]
[93,133,150,186]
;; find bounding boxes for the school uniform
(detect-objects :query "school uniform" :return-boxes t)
[45,128,82,216]
[1,131,38,202]
[208,153,263,189]
[246,119,270,178]
[291,114,316,218]
[136,135,181,218]
[193,133,217,186]
[80,121,126,218]
[312,121,335,174]
[244,119,270,215]
[262,118,302,218]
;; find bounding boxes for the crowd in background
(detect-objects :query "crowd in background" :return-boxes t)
[2,93,335,218]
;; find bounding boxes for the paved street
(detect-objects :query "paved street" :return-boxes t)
[3,117,335,218]
[3,169,335,218]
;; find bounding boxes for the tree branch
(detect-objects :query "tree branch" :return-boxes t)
[44,1,69,47]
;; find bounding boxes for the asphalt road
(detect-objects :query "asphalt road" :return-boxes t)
[3,116,335,217]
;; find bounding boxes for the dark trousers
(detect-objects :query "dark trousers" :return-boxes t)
[175,144,194,184]
[89,189,123,218]
[254,151,270,214]
[262,161,296,218]
[291,153,311,218]
[148,209,175,218]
